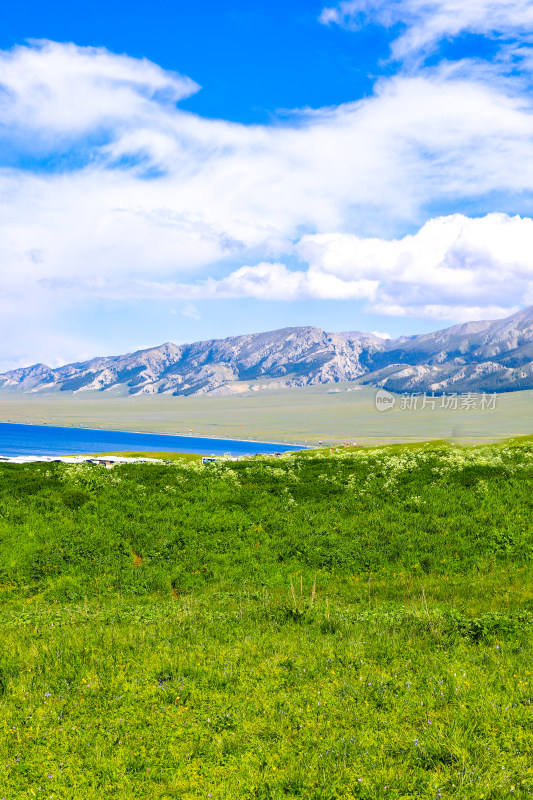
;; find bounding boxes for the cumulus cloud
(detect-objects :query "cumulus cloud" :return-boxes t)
[297,212,533,319]
[194,263,378,301]
[52,214,533,323]
[319,0,533,60]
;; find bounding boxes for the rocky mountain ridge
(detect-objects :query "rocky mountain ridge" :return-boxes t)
[3,306,533,396]
[360,305,533,394]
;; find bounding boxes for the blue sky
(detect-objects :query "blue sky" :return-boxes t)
[0,1,389,123]
[2,0,533,368]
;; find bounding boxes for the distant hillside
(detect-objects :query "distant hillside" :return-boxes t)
[361,306,533,393]
[3,307,533,396]
[0,328,384,397]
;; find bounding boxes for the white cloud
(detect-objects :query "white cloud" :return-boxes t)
[53,264,377,302]
[201,263,378,301]
[319,0,533,60]
[297,212,533,319]
[0,40,198,141]
[52,214,533,323]
[2,42,533,366]
[3,42,533,285]
[181,303,200,320]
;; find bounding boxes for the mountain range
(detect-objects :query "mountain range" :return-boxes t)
[3,306,533,397]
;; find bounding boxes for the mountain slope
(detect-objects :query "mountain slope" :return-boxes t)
[3,307,533,396]
[362,306,533,393]
[0,327,385,397]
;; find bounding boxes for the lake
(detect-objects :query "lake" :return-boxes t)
[0,422,304,458]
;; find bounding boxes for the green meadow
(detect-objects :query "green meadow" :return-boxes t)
[2,442,533,798]
[1,382,532,444]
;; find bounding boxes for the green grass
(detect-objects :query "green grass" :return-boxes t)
[2,442,533,797]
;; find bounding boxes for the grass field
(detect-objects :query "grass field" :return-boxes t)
[2,442,533,798]
[0,383,532,444]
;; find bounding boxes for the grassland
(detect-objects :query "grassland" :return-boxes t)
[2,442,533,798]
[1,382,532,444]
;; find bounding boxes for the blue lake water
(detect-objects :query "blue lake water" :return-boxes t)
[0,422,304,458]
